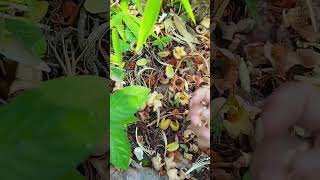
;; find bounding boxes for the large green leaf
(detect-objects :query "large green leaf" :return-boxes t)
[5,18,47,58]
[110,86,149,125]
[110,86,149,170]
[84,0,108,14]
[180,0,196,24]
[110,124,131,170]
[58,169,85,180]
[24,0,49,22]
[0,36,50,72]
[0,75,107,180]
[135,0,162,51]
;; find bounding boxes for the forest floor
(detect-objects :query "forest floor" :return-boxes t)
[212,0,320,179]
[110,0,211,180]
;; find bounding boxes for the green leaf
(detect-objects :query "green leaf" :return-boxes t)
[244,0,257,17]
[111,13,126,41]
[110,66,125,81]
[112,29,122,65]
[180,144,188,152]
[152,36,172,50]
[211,113,224,143]
[119,40,131,53]
[120,0,129,12]
[110,86,150,169]
[165,65,175,79]
[0,75,107,180]
[110,86,149,125]
[131,0,142,12]
[84,0,108,14]
[0,36,50,72]
[180,0,196,24]
[122,116,138,125]
[135,0,162,51]
[125,29,137,42]
[242,170,251,180]
[136,58,150,66]
[58,169,85,180]
[110,124,131,170]
[161,36,172,44]
[5,18,47,58]
[24,1,49,22]
[122,13,140,38]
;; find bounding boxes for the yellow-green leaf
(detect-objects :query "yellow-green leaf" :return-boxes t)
[135,0,162,52]
[25,1,49,22]
[180,0,196,24]
[112,29,122,65]
[165,65,175,79]
[136,58,150,66]
[167,142,179,152]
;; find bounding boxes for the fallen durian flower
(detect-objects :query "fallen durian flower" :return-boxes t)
[173,46,187,60]
[160,118,171,130]
[169,120,180,132]
[167,142,180,152]
[183,129,195,142]
[174,91,191,106]
[151,153,163,171]
[147,91,163,112]
[158,51,171,58]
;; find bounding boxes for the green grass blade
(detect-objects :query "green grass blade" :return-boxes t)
[135,0,162,52]
[131,0,142,12]
[122,12,140,38]
[111,29,122,65]
[120,0,129,12]
[180,0,196,24]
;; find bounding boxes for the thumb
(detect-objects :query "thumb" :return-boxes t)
[291,148,320,180]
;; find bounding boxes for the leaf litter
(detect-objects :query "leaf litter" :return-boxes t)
[213,0,320,179]
[108,0,211,179]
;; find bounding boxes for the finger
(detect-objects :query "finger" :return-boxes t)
[191,88,210,106]
[195,136,210,148]
[199,127,210,140]
[190,105,203,125]
[291,148,320,180]
[262,82,320,137]
[251,136,302,180]
[201,108,210,121]
[189,124,210,141]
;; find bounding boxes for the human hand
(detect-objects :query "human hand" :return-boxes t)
[251,82,320,180]
[189,87,210,148]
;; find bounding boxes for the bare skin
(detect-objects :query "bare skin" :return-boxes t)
[252,82,320,180]
[190,83,320,179]
[189,87,210,148]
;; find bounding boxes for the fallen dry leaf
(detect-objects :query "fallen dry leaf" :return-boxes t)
[62,0,80,25]
[214,48,239,93]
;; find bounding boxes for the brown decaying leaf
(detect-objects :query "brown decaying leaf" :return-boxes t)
[62,0,80,25]
[214,48,239,93]
[171,75,186,92]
